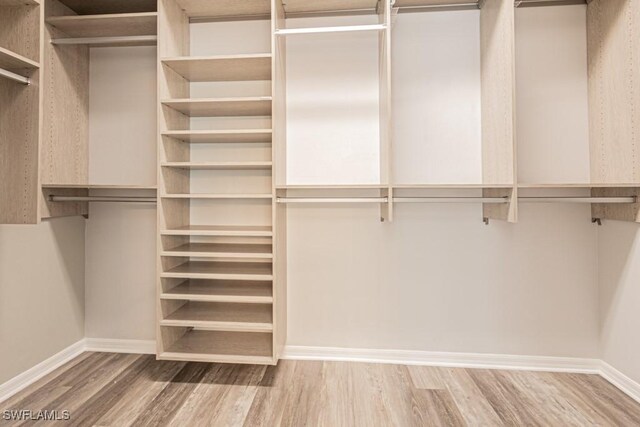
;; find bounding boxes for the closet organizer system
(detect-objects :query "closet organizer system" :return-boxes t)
[0,0,638,364]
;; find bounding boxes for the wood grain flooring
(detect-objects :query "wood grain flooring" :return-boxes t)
[1,352,640,426]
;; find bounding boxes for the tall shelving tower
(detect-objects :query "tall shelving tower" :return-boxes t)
[157,0,286,364]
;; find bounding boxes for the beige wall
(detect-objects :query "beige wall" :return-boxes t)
[598,222,640,384]
[0,217,85,385]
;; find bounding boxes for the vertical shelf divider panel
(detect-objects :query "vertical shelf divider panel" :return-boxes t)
[379,0,393,222]
[480,0,517,223]
[588,0,640,223]
[271,0,287,362]
[0,0,41,223]
[157,0,191,357]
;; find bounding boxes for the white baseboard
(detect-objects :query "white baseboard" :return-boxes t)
[84,338,156,355]
[282,345,602,374]
[599,361,640,404]
[0,340,85,404]
[3,340,639,408]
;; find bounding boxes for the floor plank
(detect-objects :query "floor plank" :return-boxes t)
[2,352,640,426]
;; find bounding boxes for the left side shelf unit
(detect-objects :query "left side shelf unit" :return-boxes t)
[0,0,42,224]
[1,0,159,224]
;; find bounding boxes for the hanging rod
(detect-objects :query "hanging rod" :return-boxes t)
[277,197,388,204]
[0,67,30,85]
[50,35,158,46]
[394,197,508,204]
[519,197,636,204]
[49,195,157,203]
[274,24,387,36]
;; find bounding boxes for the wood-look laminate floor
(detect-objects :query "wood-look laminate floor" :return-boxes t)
[2,352,640,426]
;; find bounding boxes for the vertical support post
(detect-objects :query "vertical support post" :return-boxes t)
[379,0,393,222]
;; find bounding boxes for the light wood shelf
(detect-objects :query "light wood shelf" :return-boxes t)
[173,0,270,19]
[162,243,273,259]
[282,0,378,15]
[55,0,156,14]
[161,261,273,281]
[162,54,272,82]
[161,225,273,237]
[162,130,272,144]
[162,97,272,117]
[393,184,514,189]
[162,193,273,199]
[42,184,157,190]
[46,12,157,38]
[0,0,40,6]
[161,280,273,304]
[393,0,480,9]
[159,330,273,365]
[518,183,640,189]
[161,162,272,170]
[277,184,388,190]
[0,46,39,71]
[161,301,273,332]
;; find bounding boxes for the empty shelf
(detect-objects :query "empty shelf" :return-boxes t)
[0,47,39,71]
[518,183,640,189]
[161,225,273,237]
[162,243,273,259]
[161,261,273,281]
[394,0,479,9]
[162,194,273,200]
[50,35,157,47]
[46,12,157,38]
[161,280,273,303]
[54,0,156,14]
[162,97,272,117]
[159,330,273,364]
[161,162,272,170]
[275,24,386,36]
[162,130,272,144]
[162,54,272,82]
[282,0,377,14]
[0,0,40,5]
[174,0,270,19]
[42,184,157,190]
[161,301,272,332]
[393,184,514,189]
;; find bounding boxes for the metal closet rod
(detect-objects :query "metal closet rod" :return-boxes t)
[49,195,157,203]
[0,67,30,85]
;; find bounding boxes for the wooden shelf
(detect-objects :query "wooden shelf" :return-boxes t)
[162,54,272,82]
[393,0,480,9]
[0,0,40,6]
[46,12,157,38]
[282,0,378,14]
[161,225,273,237]
[161,301,272,332]
[161,280,273,304]
[162,193,273,200]
[159,330,273,365]
[161,162,272,170]
[161,261,273,281]
[42,184,157,190]
[0,46,39,71]
[277,184,387,190]
[162,130,272,144]
[162,243,273,259]
[54,0,156,15]
[173,0,270,19]
[162,97,272,117]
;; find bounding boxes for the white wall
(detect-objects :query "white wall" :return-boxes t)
[0,218,85,384]
[598,223,640,383]
[84,46,157,341]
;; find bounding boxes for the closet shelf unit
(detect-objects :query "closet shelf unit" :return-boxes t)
[0,0,41,223]
[158,0,285,364]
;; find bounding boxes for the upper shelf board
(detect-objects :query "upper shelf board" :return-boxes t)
[162,129,272,144]
[54,0,156,15]
[162,97,273,117]
[46,12,157,38]
[162,55,272,82]
[514,0,587,7]
[0,46,39,71]
[282,0,377,14]
[42,184,157,190]
[0,0,40,5]
[174,0,270,19]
